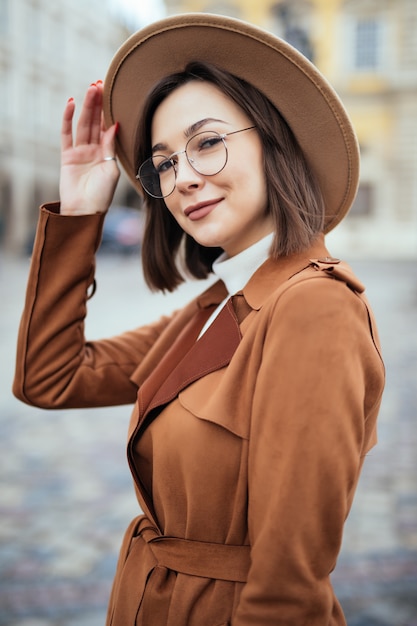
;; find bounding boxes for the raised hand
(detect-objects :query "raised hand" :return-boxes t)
[60,81,120,215]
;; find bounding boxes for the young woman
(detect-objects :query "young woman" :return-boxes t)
[13,13,385,626]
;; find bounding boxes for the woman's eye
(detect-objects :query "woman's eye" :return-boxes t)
[198,136,223,151]
[156,159,174,174]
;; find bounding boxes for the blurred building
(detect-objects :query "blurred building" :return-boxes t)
[165,0,417,258]
[2,0,416,258]
[0,0,139,253]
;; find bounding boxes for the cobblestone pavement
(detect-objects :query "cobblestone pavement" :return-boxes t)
[1,251,416,626]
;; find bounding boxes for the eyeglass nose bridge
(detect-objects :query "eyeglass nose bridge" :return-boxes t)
[169,147,197,176]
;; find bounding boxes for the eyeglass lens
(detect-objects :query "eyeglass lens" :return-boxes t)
[138,131,228,199]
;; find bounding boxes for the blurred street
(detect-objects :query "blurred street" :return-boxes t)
[0,251,416,626]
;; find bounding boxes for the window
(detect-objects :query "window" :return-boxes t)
[349,182,374,217]
[0,0,9,36]
[0,69,9,121]
[354,18,380,70]
[269,2,314,62]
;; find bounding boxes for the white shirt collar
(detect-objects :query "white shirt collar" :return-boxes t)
[212,232,274,295]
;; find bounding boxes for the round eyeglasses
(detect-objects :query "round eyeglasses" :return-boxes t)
[136,126,256,199]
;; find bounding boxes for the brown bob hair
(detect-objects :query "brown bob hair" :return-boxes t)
[135,61,325,292]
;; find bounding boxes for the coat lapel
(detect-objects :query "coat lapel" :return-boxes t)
[130,235,332,444]
[127,298,242,527]
[136,298,241,432]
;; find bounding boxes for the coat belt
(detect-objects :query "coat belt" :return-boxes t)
[107,515,250,625]
[139,520,251,583]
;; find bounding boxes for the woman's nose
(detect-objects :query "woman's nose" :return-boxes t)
[174,153,204,192]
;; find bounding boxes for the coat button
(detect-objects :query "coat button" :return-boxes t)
[317,257,340,264]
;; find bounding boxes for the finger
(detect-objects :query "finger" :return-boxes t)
[99,110,114,146]
[75,84,101,146]
[101,123,119,161]
[61,97,75,152]
[100,109,107,134]
[90,81,104,144]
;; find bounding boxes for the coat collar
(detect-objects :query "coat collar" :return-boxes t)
[196,278,228,309]
[133,234,331,428]
[132,234,331,395]
[198,233,330,312]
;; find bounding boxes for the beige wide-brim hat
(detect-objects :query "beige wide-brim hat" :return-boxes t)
[103,13,359,232]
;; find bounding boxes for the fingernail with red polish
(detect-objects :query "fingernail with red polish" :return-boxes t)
[67,97,74,103]
[115,122,120,134]
[96,79,103,85]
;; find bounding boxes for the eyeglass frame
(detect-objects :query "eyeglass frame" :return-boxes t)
[136,126,256,199]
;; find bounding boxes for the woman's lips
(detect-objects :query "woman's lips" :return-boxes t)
[184,199,222,221]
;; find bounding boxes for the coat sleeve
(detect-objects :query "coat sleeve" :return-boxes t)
[13,205,172,409]
[233,276,384,625]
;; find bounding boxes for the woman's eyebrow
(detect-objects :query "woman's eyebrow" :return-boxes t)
[185,117,228,137]
[151,117,229,154]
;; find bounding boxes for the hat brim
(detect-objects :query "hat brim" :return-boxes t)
[103,13,359,232]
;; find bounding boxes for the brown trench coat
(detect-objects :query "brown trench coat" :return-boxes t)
[14,205,385,625]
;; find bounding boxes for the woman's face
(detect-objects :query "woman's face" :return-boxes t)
[151,81,273,257]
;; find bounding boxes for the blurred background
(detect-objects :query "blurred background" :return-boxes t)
[0,0,416,625]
